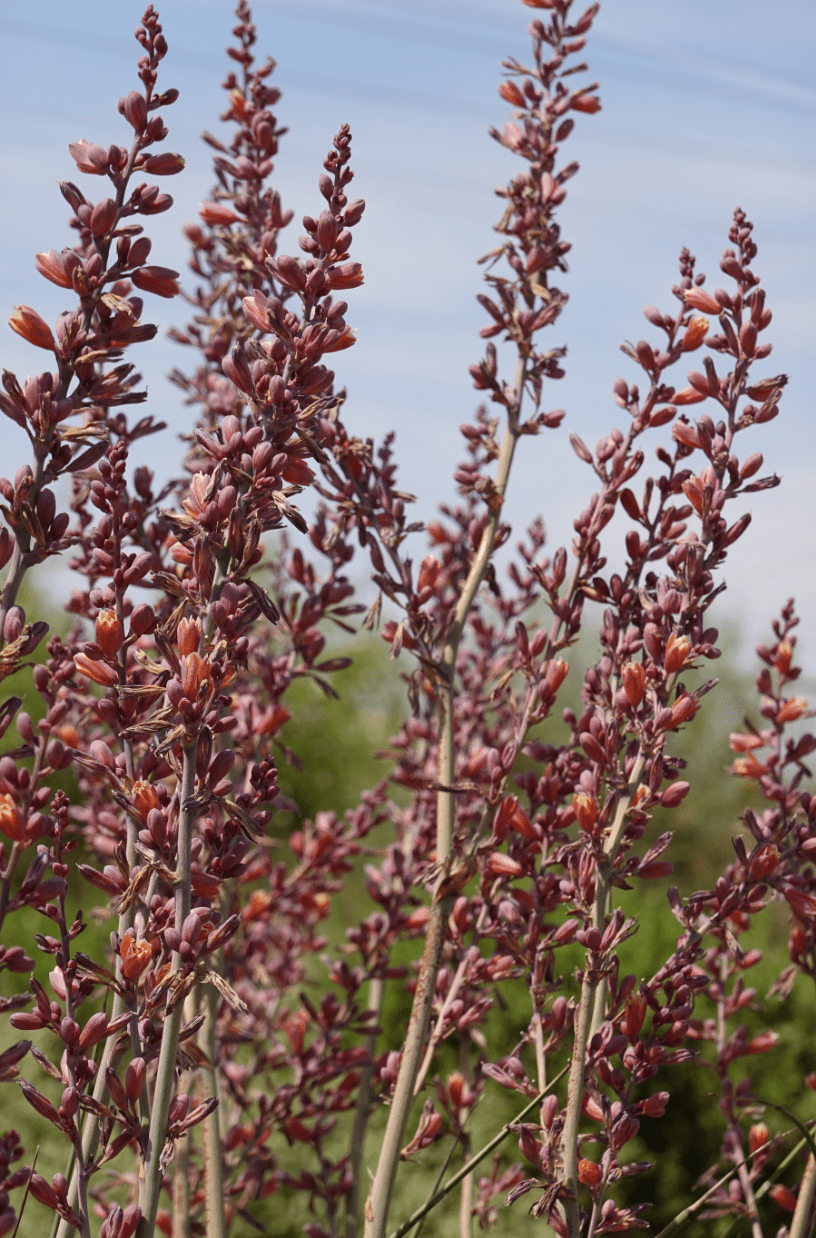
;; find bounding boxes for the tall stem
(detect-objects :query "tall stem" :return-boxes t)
[364,361,525,1238]
[789,1152,816,1238]
[363,901,449,1238]
[561,751,646,1238]
[199,977,226,1238]
[138,738,198,1238]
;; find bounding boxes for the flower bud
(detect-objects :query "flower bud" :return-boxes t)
[121,90,147,131]
[624,992,647,1039]
[681,315,709,351]
[90,199,118,238]
[573,792,598,833]
[131,265,180,298]
[79,1011,110,1051]
[621,661,645,706]
[9,306,55,351]
[485,852,524,878]
[200,200,240,225]
[177,617,200,656]
[684,287,721,314]
[96,610,124,657]
[74,652,119,688]
[769,1184,797,1213]
[125,1056,146,1102]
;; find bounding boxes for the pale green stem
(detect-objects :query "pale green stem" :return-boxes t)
[561,751,647,1238]
[171,1132,190,1238]
[138,738,198,1238]
[364,361,526,1238]
[199,977,226,1238]
[789,1153,816,1238]
[531,1010,548,1127]
[363,898,450,1238]
[458,1167,473,1238]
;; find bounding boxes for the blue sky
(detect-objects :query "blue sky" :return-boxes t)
[1,0,814,674]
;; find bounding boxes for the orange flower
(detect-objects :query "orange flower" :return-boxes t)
[669,694,699,727]
[664,632,692,673]
[95,609,124,657]
[581,1094,604,1121]
[748,1123,769,1154]
[35,249,74,289]
[326,261,363,290]
[508,802,535,840]
[578,1159,602,1188]
[182,472,210,519]
[230,88,248,119]
[573,792,598,834]
[131,264,180,299]
[243,890,273,923]
[681,315,709,351]
[169,540,193,565]
[120,931,152,982]
[732,752,767,778]
[132,780,160,821]
[285,1008,310,1055]
[624,993,647,1039]
[672,420,701,450]
[301,890,331,920]
[498,81,525,107]
[281,457,316,486]
[571,93,601,113]
[777,697,807,723]
[404,905,429,931]
[447,1072,465,1108]
[180,652,210,699]
[0,794,25,843]
[417,556,441,592]
[729,732,763,752]
[621,660,645,706]
[769,1184,797,1213]
[9,305,56,351]
[542,659,569,693]
[256,704,291,736]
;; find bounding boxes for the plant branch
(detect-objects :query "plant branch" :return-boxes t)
[364,361,525,1238]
